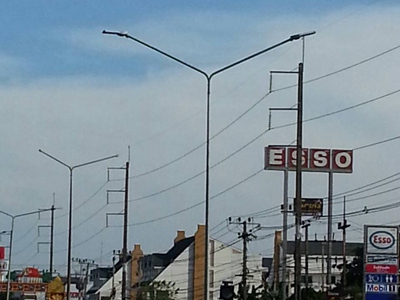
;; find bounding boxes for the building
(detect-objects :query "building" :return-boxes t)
[283,240,363,295]
[95,225,267,300]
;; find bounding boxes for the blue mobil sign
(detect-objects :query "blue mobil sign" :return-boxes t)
[365,274,397,284]
[366,294,397,300]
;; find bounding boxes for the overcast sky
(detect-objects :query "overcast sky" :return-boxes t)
[1,0,400,274]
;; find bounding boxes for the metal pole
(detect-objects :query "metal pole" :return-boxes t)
[242,221,247,300]
[341,196,350,288]
[122,162,129,300]
[327,172,333,289]
[102,31,315,300]
[6,218,14,300]
[304,224,309,289]
[50,204,55,277]
[282,169,289,300]
[294,62,304,300]
[321,242,325,292]
[112,256,116,300]
[67,168,73,300]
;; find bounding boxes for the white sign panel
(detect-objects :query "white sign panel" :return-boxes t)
[366,255,398,265]
[367,226,398,255]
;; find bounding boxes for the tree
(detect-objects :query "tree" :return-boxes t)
[334,246,363,300]
[137,280,178,300]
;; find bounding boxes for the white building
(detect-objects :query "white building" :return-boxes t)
[96,225,269,300]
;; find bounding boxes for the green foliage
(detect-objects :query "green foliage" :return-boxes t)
[137,280,178,300]
[334,246,363,300]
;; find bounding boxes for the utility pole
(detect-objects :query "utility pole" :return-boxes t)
[338,196,350,287]
[38,203,58,277]
[228,217,260,300]
[301,220,310,290]
[269,62,304,300]
[122,162,129,300]
[111,255,116,300]
[72,258,96,300]
[106,162,130,300]
[242,220,248,300]
[294,62,304,300]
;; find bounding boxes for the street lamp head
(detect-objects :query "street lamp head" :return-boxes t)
[102,30,129,38]
[290,31,316,41]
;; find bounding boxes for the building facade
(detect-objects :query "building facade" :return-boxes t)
[96,225,267,300]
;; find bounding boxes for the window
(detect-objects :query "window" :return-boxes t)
[331,276,336,284]
[301,275,312,284]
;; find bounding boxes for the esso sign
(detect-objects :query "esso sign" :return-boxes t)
[264,146,353,173]
[370,231,395,250]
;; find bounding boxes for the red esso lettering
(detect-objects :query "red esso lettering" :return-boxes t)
[373,235,392,244]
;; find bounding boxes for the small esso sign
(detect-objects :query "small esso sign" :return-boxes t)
[370,231,395,250]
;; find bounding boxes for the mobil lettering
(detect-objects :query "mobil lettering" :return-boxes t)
[370,231,395,250]
[366,284,397,293]
[264,146,353,173]
[367,284,386,292]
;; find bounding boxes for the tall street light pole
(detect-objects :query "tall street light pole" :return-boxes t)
[102,29,315,300]
[0,208,54,300]
[39,149,118,300]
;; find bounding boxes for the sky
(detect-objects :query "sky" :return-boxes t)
[1,0,400,275]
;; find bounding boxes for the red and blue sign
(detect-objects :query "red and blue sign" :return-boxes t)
[365,274,397,284]
[365,225,399,300]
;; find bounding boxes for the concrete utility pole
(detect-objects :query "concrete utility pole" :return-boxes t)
[338,196,350,287]
[321,241,326,292]
[301,220,311,290]
[294,62,304,300]
[106,162,130,300]
[122,162,129,300]
[72,258,96,300]
[268,62,306,300]
[242,221,248,300]
[228,217,260,300]
[38,203,56,276]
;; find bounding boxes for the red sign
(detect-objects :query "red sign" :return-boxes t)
[0,283,47,292]
[0,247,4,260]
[264,146,353,173]
[365,264,398,274]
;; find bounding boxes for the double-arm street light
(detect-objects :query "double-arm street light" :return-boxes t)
[102,29,315,300]
[38,150,118,300]
[0,208,54,300]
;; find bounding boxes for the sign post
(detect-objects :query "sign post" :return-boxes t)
[364,225,399,300]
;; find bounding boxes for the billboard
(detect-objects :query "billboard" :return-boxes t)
[264,146,353,173]
[294,198,323,216]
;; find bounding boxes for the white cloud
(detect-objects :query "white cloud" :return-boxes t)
[3,2,400,269]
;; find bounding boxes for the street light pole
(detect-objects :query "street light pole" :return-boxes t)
[0,208,54,300]
[39,149,118,300]
[102,29,315,300]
